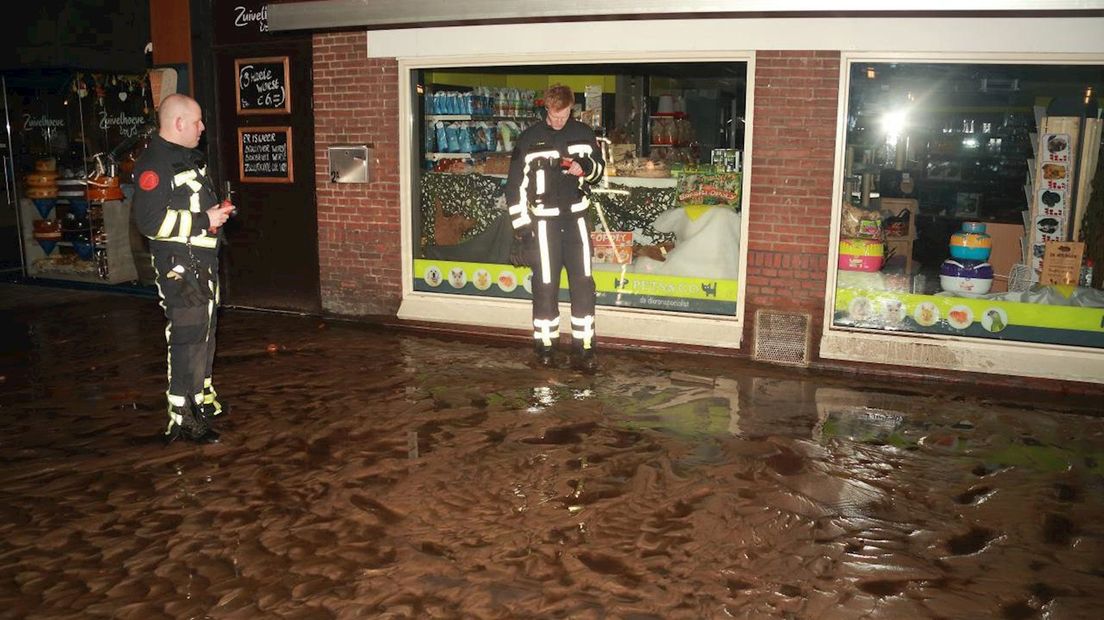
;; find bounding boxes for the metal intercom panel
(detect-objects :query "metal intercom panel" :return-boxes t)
[327,145,370,183]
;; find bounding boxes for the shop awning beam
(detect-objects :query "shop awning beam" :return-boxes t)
[267,0,1104,32]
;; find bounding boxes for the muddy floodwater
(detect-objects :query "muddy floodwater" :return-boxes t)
[1,285,1103,619]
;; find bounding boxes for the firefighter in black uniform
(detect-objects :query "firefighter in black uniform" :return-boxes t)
[134,94,235,444]
[506,85,605,370]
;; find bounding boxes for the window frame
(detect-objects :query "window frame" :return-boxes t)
[822,51,1104,383]
[397,52,756,350]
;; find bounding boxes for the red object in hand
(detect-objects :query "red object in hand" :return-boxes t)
[208,200,233,234]
[560,158,573,169]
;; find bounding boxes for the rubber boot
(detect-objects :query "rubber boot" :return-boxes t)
[535,342,556,368]
[573,345,598,373]
[164,404,220,446]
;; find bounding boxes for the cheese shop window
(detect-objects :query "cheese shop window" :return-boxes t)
[410,62,748,316]
[7,69,155,286]
[833,61,1104,349]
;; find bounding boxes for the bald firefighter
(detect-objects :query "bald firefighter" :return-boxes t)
[134,94,235,444]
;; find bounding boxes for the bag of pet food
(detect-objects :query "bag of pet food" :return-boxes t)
[841,203,883,239]
[435,122,449,153]
[457,122,473,153]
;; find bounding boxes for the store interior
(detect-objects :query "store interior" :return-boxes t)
[416,61,747,176]
[411,61,750,314]
[4,68,156,286]
[834,61,1104,347]
[839,61,1104,295]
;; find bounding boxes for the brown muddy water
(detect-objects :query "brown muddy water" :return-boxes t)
[1,285,1103,619]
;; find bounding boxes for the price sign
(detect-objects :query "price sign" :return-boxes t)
[238,126,293,183]
[235,56,290,114]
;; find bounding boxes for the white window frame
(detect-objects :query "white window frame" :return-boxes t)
[397,51,755,350]
[822,51,1104,384]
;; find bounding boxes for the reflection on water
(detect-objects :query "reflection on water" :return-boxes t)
[1,288,1103,618]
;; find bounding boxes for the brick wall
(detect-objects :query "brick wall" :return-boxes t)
[312,32,401,316]
[308,41,842,337]
[747,50,841,353]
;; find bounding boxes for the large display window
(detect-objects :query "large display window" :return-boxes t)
[831,61,1104,350]
[408,62,748,317]
[5,69,154,285]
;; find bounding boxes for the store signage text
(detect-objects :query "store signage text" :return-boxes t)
[616,276,718,298]
[99,111,147,137]
[235,57,290,113]
[240,66,283,102]
[238,126,293,183]
[23,113,65,139]
[234,4,268,32]
[677,186,739,204]
[243,132,287,172]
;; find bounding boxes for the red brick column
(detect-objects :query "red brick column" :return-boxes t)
[312,32,401,316]
[747,50,840,353]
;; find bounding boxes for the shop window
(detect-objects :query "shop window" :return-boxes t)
[409,62,748,316]
[834,62,1104,349]
[5,70,154,284]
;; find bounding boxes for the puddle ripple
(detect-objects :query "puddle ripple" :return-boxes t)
[1,289,1103,617]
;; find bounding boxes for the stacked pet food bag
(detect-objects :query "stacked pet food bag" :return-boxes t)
[425,88,538,173]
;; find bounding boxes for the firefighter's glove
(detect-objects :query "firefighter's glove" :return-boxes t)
[167,265,211,307]
[510,226,535,268]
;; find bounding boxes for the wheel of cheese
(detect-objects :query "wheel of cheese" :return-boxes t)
[86,186,124,201]
[25,186,59,198]
[25,171,59,187]
[34,158,57,172]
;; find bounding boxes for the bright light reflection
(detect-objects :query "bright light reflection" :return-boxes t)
[881,110,907,145]
[527,386,556,413]
[572,388,594,400]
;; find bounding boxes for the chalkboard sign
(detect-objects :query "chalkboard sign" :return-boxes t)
[235,56,291,114]
[238,126,293,183]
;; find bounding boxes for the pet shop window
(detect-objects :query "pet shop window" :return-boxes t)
[409,61,750,318]
[832,60,1104,350]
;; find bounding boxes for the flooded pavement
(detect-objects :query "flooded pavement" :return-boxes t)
[1,284,1103,619]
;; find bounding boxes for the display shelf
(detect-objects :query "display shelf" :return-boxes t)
[426,114,536,122]
[426,114,487,122]
[425,152,493,161]
[607,176,678,188]
[423,170,678,188]
[21,198,137,284]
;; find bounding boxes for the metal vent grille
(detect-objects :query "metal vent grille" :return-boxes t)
[753,310,811,367]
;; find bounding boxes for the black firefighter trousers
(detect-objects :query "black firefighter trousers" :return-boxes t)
[152,247,219,416]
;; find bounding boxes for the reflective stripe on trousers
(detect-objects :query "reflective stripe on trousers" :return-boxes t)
[528,212,596,348]
[152,253,219,428]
